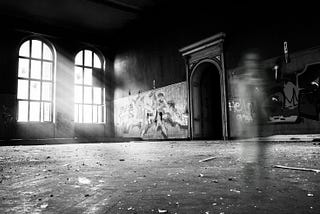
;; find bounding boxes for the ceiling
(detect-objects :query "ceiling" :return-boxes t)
[1,0,320,47]
[0,0,160,39]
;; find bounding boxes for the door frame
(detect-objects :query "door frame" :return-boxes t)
[190,60,224,139]
[180,33,229,140]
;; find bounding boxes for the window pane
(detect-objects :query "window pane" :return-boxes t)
[78,104,83,123]
[74,104,79,123]
[18,58,29,78]
[42,102,51,122]
[42,82,52,101]
[84,68,92,85]
[30,81,41,100]
[93,87,101,104]
[19,41,30,57]
[74,66,83,84]
[31,40,42,59]
[84,86,92,104]
[92,105,97,123]
[103,88,105,104]
[75,85,83,103]
[83,105,92,123]
[43,62,52,80]
[17,79,29,99]
[31,60,41,79]
[43,44,52,60]
[18,101,28,122]
[93,53,101,69]
[75,51,83,65]
[98,106,103,123]
[30,102,40,121]
[84,50,92,67]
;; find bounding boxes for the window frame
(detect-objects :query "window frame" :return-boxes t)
[16,37,56,123]
[74,49,106,124]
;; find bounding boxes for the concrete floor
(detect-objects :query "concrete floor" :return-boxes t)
[0,141,319,214]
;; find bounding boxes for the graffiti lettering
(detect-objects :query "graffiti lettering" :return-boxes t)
[228,99,254,123]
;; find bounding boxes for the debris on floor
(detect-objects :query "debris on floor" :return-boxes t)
[158,208,168,213]
[273,165,320,173]
[199,156,216,162]
[230,189,241,194]
[78,177,91,184]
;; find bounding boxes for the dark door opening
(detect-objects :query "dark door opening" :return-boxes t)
[191,62,223,139]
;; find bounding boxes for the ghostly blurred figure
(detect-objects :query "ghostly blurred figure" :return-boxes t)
[233,50,265,138]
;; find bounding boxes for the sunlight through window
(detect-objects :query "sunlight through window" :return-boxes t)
[17,39,55,122]
[74,49,105,123]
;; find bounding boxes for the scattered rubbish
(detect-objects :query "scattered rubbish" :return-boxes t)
[273,165,320,173]
[175,202,179,206]
[78,177,91,184]
[230,189,241,194]
[212,203,217,206]
[127,207,134,210]
[199,173,204,177]
[307,193,314,197]
[205,211,210,214]
[40,203,48,209]
[158,209,168,213]
[199,156,216,162]
[167,194,171,197]
[119,159,125,161]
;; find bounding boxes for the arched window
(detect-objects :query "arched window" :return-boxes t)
[17,39,55,122]
[74,49,105,123]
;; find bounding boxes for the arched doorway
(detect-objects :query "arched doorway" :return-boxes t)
[191,61,223,139]
[179,33,229,140]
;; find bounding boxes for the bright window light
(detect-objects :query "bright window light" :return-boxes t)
[31,60,41,79]
[18,58,29,78]
[19,41,30,57]
[74,49,105,123]
[17,38,55,122]
[31,40,42,59]
[42,62,52,80]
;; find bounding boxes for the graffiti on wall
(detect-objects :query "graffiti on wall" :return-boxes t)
[264,62,320,123]
[229,62,320,125]
[264,79,300,123]
[114,82,188,139]
[228,98,255,123]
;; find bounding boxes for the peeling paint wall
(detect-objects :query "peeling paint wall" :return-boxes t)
[114,82,188,139]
